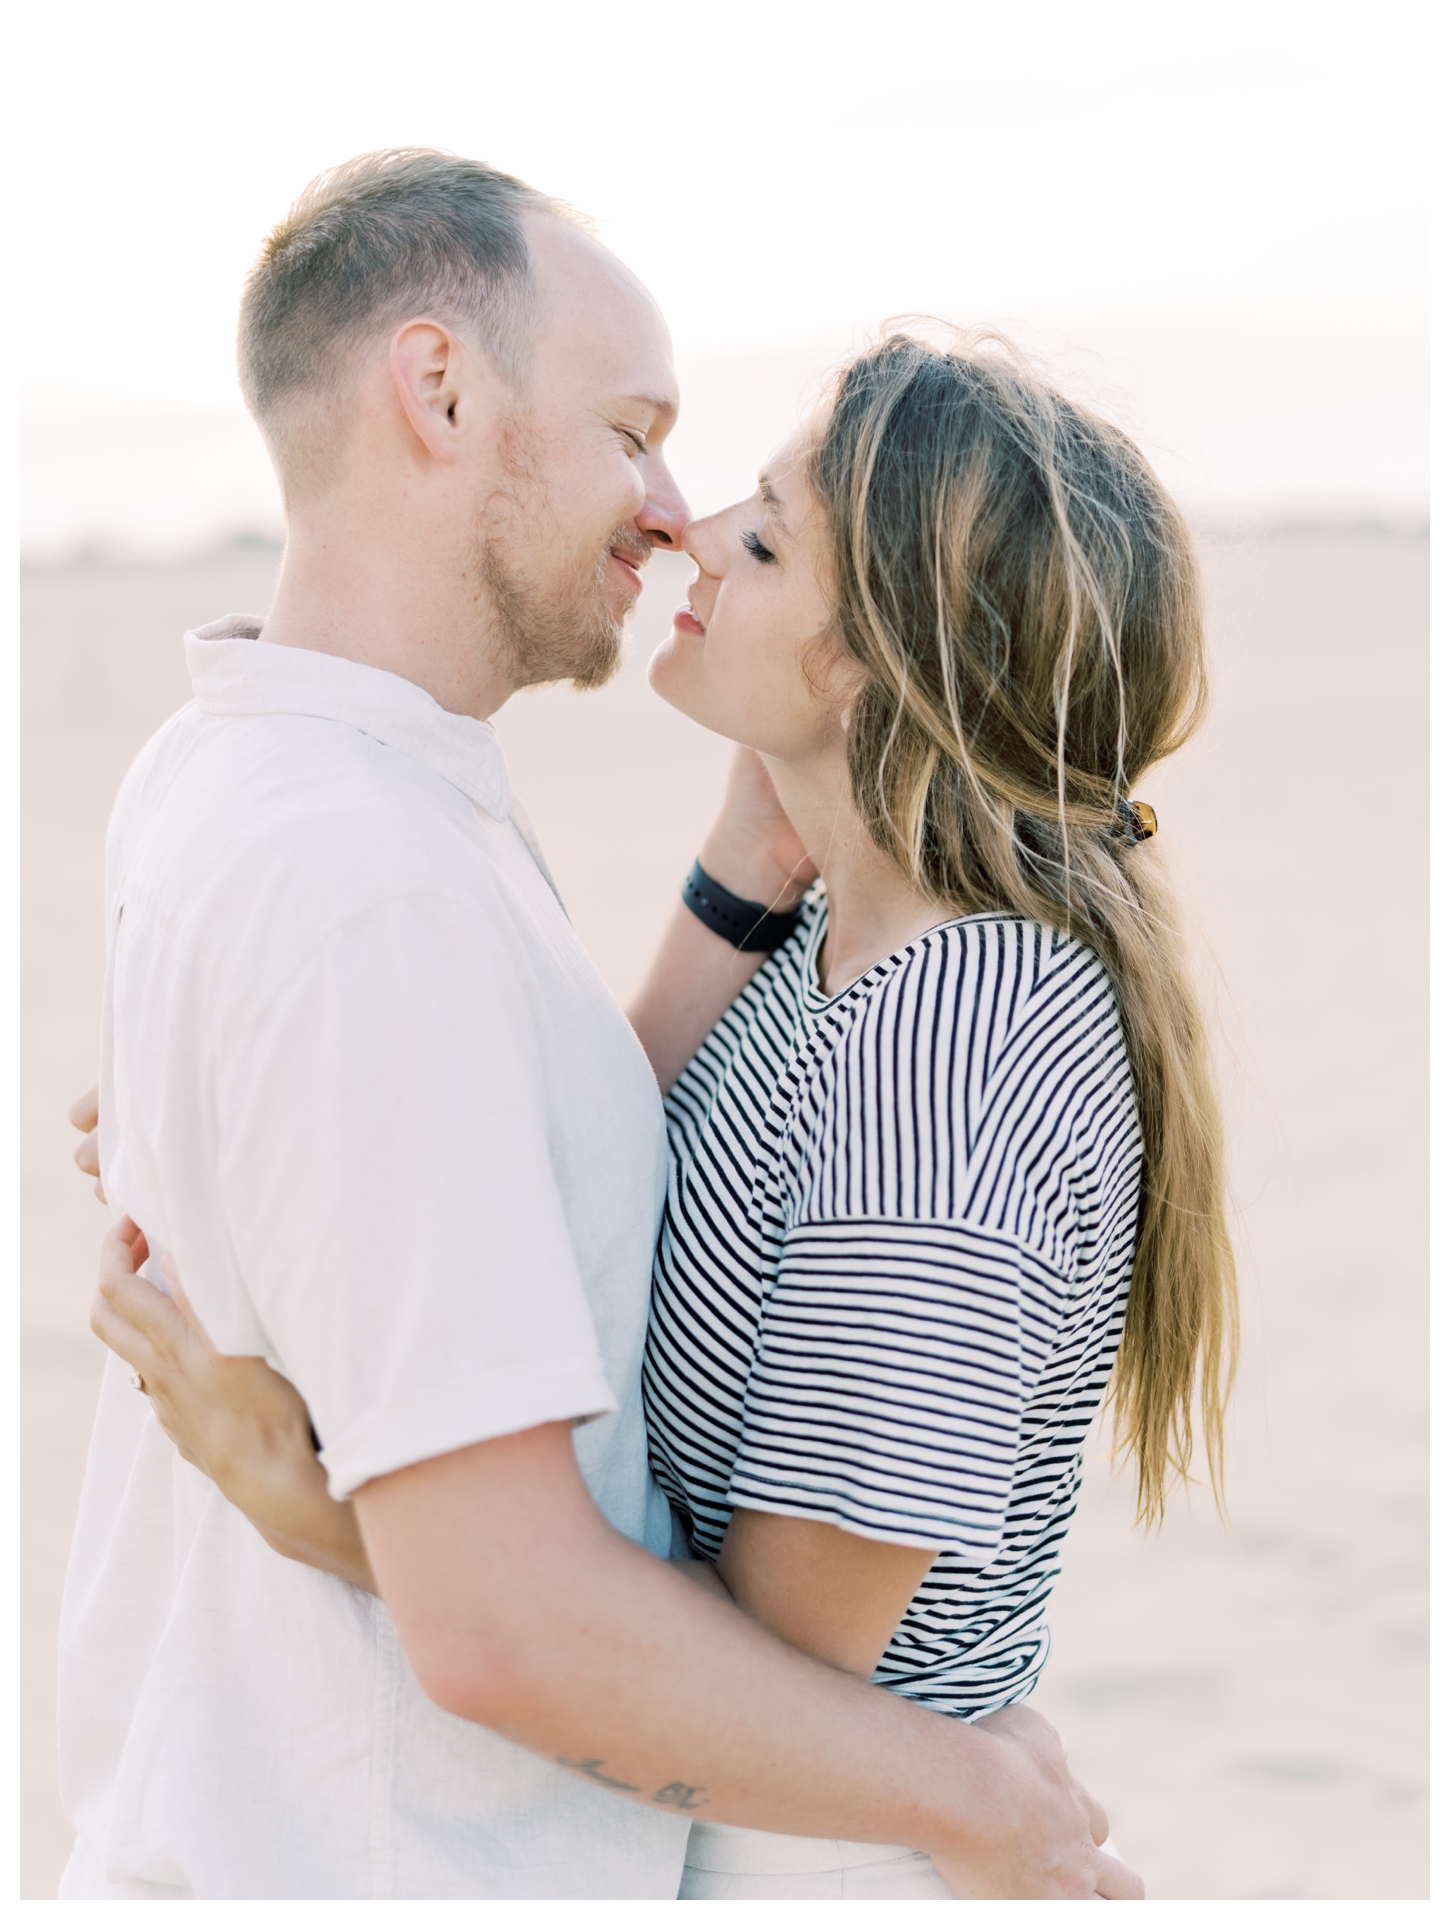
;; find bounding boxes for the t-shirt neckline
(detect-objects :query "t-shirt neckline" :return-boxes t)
[796,894,1021,1013]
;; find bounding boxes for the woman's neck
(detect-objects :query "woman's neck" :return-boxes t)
[763,751,950,997]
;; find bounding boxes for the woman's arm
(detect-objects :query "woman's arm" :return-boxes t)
[90,1217,380,1593]
[628,748,816,1092]
[714,1510,937,1676]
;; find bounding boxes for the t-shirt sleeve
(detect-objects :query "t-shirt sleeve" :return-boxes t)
[728,1218,1068,1561]
[217,889,616,1499]
[727,945,1087,1563]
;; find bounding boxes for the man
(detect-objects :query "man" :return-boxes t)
[60,149,1138,1898]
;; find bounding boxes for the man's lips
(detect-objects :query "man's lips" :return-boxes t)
[610,547,648,591]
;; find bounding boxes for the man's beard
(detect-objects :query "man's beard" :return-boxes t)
[472,468,645,693]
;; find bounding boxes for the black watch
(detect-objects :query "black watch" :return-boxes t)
[681,860,803,954]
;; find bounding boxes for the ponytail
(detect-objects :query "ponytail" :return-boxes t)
[811,332,1238,1522]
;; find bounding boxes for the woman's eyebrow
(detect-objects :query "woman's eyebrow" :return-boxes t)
[758,476,794,541]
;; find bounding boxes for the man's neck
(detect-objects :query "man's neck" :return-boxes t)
[259,517,518,723]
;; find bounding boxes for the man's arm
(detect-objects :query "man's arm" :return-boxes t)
[355,1423,1141,1899]
[627,748,815,1091]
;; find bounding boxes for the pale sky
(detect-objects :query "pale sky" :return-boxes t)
[16,0,1432,549]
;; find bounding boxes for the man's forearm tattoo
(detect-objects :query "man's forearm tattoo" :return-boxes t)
[556,1759,710,1812]
[557,1757,643,1794]
[652,1780,710,1811]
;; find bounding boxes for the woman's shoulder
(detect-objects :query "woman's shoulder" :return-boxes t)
[814,913,1134,1148]
[845,913,1121,1050]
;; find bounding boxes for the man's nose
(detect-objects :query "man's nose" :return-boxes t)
[638,459,692,552]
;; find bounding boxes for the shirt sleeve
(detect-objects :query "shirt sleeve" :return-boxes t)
[217,889,617,1499]
[727,934,1093,1563]
[728,1217,1068,1561]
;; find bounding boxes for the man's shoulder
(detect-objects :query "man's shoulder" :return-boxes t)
[111,707,526,964]
[108,698,200,834]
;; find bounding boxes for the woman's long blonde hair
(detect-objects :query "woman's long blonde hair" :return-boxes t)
[809,330,1237,1524]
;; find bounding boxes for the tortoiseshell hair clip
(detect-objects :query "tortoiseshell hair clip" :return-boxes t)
[1115,800,1158,845]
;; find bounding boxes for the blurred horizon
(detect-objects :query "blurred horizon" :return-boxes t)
[19,511,1431,578]
[19,316,1431,565]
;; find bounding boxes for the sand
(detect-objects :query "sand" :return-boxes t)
[19,526,1428,1898]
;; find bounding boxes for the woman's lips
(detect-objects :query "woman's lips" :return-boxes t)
[673,603,706,637]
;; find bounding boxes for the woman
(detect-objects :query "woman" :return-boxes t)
[86,331,1236,1898]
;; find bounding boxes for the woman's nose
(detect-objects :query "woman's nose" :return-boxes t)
[680,504,738,574]
[678,516,715,574]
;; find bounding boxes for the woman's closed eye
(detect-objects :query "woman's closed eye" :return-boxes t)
[741,528,776,564]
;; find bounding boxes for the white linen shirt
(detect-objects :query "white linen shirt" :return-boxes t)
[58,617,688,1899]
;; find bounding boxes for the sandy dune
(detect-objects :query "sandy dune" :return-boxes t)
[20,526,1427,1897]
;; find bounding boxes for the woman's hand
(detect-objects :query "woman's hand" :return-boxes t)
[628,749,817,1092]
[69,1085,105,1201]
[698,746,818,911]
[90,1217,378,1593]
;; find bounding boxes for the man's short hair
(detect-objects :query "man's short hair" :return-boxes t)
[238,148,565,491]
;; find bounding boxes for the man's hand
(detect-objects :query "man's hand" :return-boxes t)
[946,1704,1144,1899]
[69,1085,105,1201]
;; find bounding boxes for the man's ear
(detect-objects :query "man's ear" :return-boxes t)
[389,320,473,463]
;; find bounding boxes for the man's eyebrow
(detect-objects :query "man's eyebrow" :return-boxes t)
[624,392,679,427]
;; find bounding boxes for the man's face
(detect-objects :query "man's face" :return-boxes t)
[473,218,687,691]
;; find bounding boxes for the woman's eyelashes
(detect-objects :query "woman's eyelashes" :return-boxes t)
[741,528,777,564]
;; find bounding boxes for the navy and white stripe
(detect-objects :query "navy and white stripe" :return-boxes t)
[644,892,1142,1718]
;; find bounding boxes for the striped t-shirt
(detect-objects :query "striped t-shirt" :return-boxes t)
[643,893,1142,1717]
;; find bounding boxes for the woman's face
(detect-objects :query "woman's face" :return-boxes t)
[648,435,856,761]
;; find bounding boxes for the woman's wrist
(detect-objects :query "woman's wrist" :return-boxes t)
[223,1444,379,1592]
[208,1413,327,1537]
[682,862,802,954]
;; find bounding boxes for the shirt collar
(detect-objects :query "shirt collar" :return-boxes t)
[184,615,513,821]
